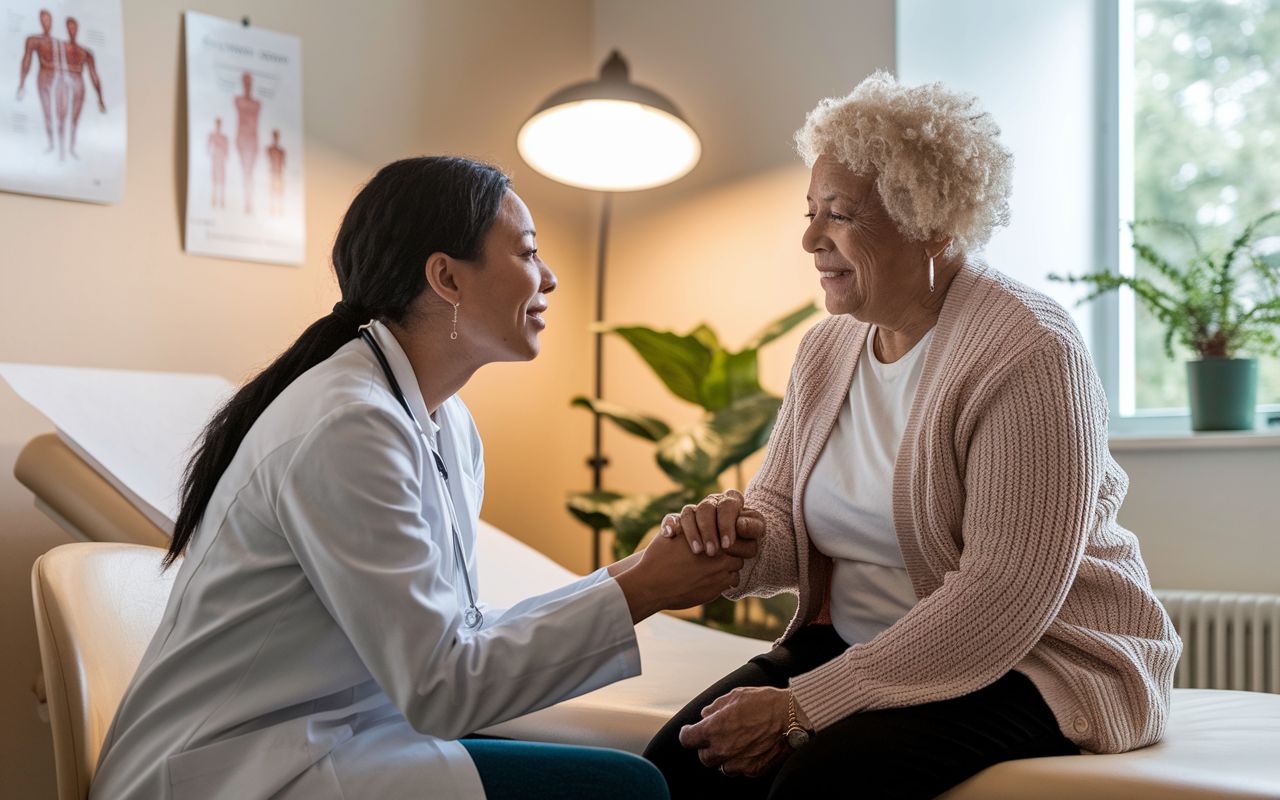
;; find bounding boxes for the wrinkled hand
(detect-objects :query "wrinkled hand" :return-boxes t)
[660,488,764,558]
[678,686,793,778]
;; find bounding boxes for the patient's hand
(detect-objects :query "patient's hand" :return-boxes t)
[678,686,792,778]
[659,489,764,558]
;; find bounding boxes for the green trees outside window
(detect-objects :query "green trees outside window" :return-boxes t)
[1134,0,1280,408]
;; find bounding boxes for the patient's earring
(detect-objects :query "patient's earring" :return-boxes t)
[928,254,935,293]
[451,302,459,340]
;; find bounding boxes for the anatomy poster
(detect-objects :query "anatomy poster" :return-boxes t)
[1,0,126,203]
[184,12,303,266]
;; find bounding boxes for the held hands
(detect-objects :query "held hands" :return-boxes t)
[659,488,764,559]
[678,686,793,778]
[612,528,745,624]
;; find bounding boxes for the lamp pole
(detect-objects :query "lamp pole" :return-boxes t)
[588,192,613,569]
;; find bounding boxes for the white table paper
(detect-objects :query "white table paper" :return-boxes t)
[0,362,233,533]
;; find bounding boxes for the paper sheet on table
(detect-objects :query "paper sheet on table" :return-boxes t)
[0,363,233,533]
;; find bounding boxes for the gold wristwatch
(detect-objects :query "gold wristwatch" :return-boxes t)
[784,692,814,749]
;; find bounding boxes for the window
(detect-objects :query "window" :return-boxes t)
[1130,0,1280,413]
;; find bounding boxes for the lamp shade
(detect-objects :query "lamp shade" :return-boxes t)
[517,51,701,192]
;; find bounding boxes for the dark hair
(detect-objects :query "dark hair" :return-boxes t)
[166,156,510,566]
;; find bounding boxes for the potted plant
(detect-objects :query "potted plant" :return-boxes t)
[1052,211,1280,431]
[567,302,818,560]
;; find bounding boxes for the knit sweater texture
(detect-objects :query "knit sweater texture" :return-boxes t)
[733,262,1181,754]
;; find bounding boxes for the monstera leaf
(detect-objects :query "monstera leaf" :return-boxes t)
[699,349,762,412]
[740,301,820,350]
[655,393,783,490]
[595,325,713,406]
[570,397,671,442]
[596,301,818,413]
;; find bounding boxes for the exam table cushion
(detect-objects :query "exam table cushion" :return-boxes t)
[16,434,169,548]
[940,689,1280,799]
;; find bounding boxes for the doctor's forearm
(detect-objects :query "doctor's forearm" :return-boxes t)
[612,568,663,625]
[605,551,643,579]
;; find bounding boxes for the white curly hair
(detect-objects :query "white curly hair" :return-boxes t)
[795,70,1014,254]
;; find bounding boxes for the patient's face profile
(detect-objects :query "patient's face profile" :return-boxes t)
[455,190,556,363]
[802,154,923,325]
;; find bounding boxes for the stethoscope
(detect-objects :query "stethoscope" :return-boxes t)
[359,324,484,630]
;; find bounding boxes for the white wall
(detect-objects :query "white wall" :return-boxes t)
[896,0,1101,350]
[1113,445,1280,593]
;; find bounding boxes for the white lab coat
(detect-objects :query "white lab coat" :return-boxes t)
[90,322,640,800]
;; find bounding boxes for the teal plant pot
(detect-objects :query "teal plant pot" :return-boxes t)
[1186,358,1257,431]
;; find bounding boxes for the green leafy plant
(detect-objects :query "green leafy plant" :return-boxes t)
[1050,211,1280,359]
[568,302,819,560]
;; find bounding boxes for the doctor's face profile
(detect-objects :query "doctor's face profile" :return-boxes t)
[452,190,557,363]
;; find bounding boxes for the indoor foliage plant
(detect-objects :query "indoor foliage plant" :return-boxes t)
[567,302,818,562]
[1052,211,1280,431]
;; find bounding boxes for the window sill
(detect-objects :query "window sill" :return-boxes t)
[1109,429,1280,452]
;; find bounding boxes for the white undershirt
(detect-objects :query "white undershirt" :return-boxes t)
[802,326,934,646]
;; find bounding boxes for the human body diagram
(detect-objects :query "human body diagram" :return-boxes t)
[16,10,106,161]
[234,72,261,214]
[266,129,285,215]
[208,118,228,208]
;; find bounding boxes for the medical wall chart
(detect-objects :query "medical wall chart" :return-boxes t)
[1,0,126,203]
[184,12,304,266]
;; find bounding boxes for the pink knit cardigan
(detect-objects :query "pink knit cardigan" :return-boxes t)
[734,262,1181,754]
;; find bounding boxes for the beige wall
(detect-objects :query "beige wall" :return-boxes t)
[0,1,595,795]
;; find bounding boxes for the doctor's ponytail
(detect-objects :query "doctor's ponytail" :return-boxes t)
[166,157,510,566]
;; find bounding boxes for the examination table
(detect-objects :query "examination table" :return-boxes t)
[6,363,1280,799]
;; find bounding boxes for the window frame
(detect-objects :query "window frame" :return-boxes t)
[1107,0,1280,436]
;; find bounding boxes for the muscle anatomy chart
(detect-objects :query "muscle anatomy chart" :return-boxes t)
[184,12,304,266]
[1,0,126,203]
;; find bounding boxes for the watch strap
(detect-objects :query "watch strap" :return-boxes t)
[785,691,813,749]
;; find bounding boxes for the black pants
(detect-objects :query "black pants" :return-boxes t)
[643,626,1078,800]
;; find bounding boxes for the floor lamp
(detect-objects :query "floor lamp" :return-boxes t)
[517,50,701,569]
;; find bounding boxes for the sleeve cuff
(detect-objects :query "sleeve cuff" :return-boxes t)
[788,654,864,731]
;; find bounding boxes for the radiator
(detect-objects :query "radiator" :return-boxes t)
[1155,590,1280,694]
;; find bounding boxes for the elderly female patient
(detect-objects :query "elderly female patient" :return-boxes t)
[644,72,1182,799]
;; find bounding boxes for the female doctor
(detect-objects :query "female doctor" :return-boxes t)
[90,157,754,800]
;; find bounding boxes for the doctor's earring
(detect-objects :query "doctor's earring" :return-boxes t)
[451,303,459,340]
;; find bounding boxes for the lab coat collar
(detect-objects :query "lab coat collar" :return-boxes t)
[364,320,438,440]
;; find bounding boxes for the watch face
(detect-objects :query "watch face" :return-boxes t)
[786,728,811,749]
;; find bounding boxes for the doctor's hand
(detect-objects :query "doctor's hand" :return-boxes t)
[612,530,743,624]
[659,489,764,559]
